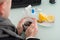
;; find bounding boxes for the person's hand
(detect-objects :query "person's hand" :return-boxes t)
[25,18,38,38]
[17,17,26,35]
[17,17,32,35]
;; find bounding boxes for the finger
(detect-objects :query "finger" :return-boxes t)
[19,17,32,26]
[31,22,38,30]
[31,23,38,32]
[29,23,34,28]
[31,18,36,22]
[18,18,26,27]
[17,19,25,30]
[31,18,37,26]
[26,24,34,33]
[30,24,38,32]
[17,27,23,35]
[28,23,38,31]
[25,26,31,35]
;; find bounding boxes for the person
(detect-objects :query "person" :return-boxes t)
[0,0,40,40]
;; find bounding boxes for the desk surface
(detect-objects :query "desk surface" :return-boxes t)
[9,0,60,40]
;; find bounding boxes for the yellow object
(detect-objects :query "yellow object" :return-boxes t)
[47,15,55,23]
[37,13,55,23]
[38,12,48,23]
[37,20,43,23]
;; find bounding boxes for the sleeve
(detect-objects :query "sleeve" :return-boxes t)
[26,37,40,40]
[26,38,40,40]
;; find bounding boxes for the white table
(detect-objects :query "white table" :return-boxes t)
[9,0,60,40]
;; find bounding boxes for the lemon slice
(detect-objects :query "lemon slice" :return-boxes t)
[47,15,55,23]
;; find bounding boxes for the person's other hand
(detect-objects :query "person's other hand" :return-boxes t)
[17,18,26,35]
[25,18,38,38]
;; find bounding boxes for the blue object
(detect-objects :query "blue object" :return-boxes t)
[32,9,35,14]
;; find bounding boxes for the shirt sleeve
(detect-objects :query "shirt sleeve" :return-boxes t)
[26,36,40,40]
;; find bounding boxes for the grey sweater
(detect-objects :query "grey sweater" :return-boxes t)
[0,17,40,40]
